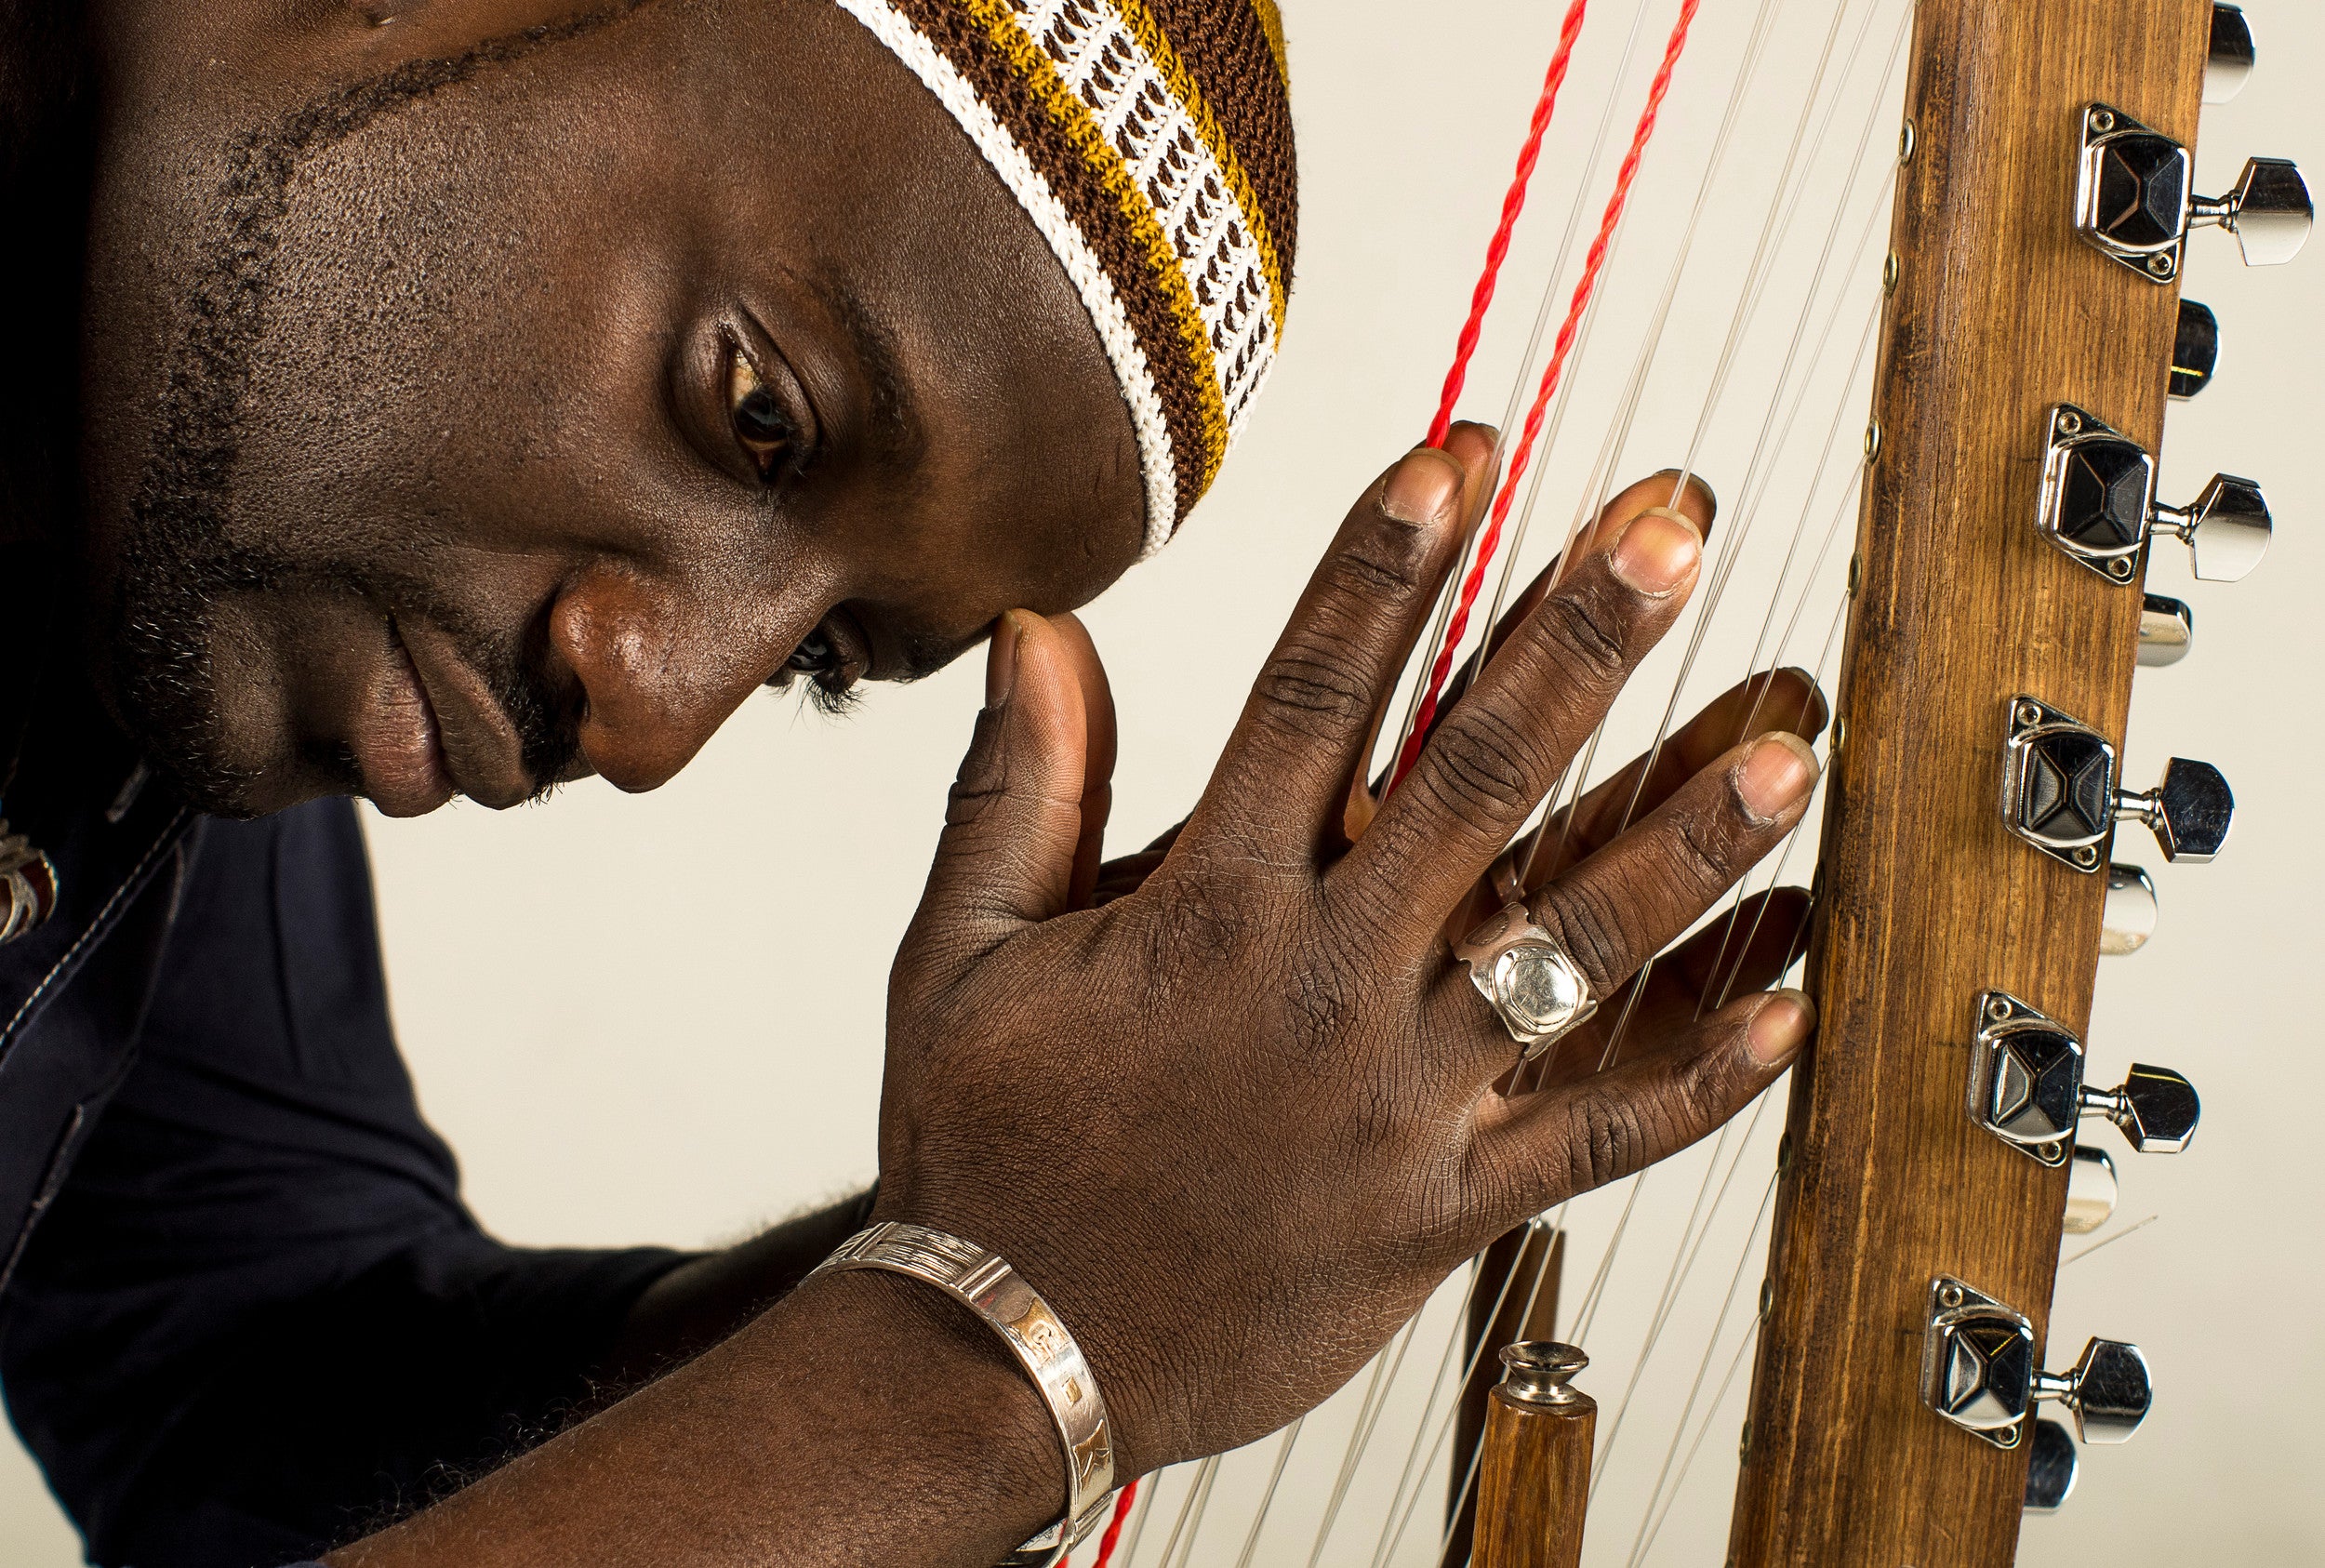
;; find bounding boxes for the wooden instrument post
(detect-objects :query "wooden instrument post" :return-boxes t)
[1472,1343,1595,1568]
[1730,2,2209,1563]
[1445,1225,1565,1568]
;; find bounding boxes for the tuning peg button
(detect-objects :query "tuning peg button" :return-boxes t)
[2117,757,2235,863]
[2102,863,2159,955]
[2065,1147,2119,1235]
[2191,157,2314,268]
[2153,473,2272,581]
[2025,1416,2081,1512]
[2206,4,2256,104]
[2083,1063,2202,1153]
[2138,595,2193,668]
[2170,300,2220,400]
[2033,406,2272,584]
[2034,1338,2154,1444]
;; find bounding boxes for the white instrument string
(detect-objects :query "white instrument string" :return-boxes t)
[1593,0,1902,873]
[1631,1317,1765,1561]
[1158,1455,1221,1568]
[2064,1214,2163,1267]
[1587,587,1850,1516]
[1301,1315,1422,1568]
[1616,1168,1783,1560]
[1377,0,1658,790]
[1368,1228,1568,1568]
[1131,1455,1213,1568]
[1588,1091,1776,1496]
[1668,0,1898,498]
[1228,1416,1306,1568]
[1114,1468,1161,1568]
[1520,0,1824,893]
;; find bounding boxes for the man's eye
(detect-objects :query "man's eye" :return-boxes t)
[786,628,836,677]
[727,350,797,481]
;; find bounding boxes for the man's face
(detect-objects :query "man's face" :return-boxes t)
[77,0,1145,817]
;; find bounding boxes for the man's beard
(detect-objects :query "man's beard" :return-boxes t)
[92,16,633,817]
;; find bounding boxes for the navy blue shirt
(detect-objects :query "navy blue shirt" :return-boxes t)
[0,682,690,1566]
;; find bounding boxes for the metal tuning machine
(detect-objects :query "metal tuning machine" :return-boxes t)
[1923,1278,2153,1450]
[2074,100,2311,281]
[2002,698,2236,870]
[2102,863,2159,955]
[2138,594,2193,668]
[2025,1417,2080,1513]
[1966,990,2201,1165]
[2036,405,2273,583]
[2065,1147,2119,1236]
[2206,4,2256,105]
[2171,300,2219,400]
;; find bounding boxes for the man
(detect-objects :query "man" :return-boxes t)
[0,0,1827,1563]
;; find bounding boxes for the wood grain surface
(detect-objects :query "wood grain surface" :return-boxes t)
[1445,1226,1565,1568]
[1725,3,2208,1563]
[1475,1378,1595,1568]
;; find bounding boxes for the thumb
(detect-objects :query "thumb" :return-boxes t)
[907,611,1095,983]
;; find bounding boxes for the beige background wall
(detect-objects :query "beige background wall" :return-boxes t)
[7,0,2318,1561]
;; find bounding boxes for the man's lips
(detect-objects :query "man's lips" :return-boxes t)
[394,618,537,810]
[348,627,457,818]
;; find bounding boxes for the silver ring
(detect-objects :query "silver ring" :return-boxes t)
[1455,901,1600,1062]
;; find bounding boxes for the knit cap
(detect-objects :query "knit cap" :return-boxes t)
[835,0,1297,552]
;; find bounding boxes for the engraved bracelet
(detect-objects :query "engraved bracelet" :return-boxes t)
[807,1222,1118,1567]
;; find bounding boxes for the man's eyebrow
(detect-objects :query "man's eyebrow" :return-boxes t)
[821,279,925,477]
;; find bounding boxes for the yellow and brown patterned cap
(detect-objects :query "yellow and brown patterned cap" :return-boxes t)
[835,0,1297,552]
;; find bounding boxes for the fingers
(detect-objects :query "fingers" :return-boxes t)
[1526,669,1827,885]
[1515,888,1813,1096]
[905,612,1101,982]
[1050,614,1118,910]
[1520,735,1820,1014]
[1471,989,1814,1212]
[1196,431,1495,865]
[1340,479,1712,933]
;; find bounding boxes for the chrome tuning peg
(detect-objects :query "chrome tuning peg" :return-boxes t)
[2065,1147,2119,1235]
[2025,1417,2080,1512]
[2102,863,2158,955]
[1966,991,2202,1163]
[2138,595,2193,668]
[2116,756,2235,863]
[2191,157,2314,268]
[2170,299,2219,400]
[2073,103,2310,279]
[2001,698,2233,870]
[2154,474,2273,582]
[2206,5,2255,105]
[1924,1278,2154,1447]
[2035,405,2272,583]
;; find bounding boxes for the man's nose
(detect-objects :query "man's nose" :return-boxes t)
[550,567,793,793]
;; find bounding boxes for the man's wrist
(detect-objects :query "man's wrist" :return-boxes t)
[790,1264,1069,1535]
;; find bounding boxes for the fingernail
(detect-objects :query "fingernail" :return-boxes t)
[1648,468,1718,520]
[1748,989,1814,1066]
[1381,449,1464,527]
[1611,507,1702,594]
[987,611,1025,710]
[1736,733,1818,822]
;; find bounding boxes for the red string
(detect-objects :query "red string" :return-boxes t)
[1086,1478,1140,1568]
[1393,0,1705,791]
[1425,0,1594,451]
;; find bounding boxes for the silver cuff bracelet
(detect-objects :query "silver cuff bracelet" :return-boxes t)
[808,1222,1118,1567]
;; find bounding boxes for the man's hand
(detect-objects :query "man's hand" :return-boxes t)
[325,434,1822,1568]
[866,431,1820,1476]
